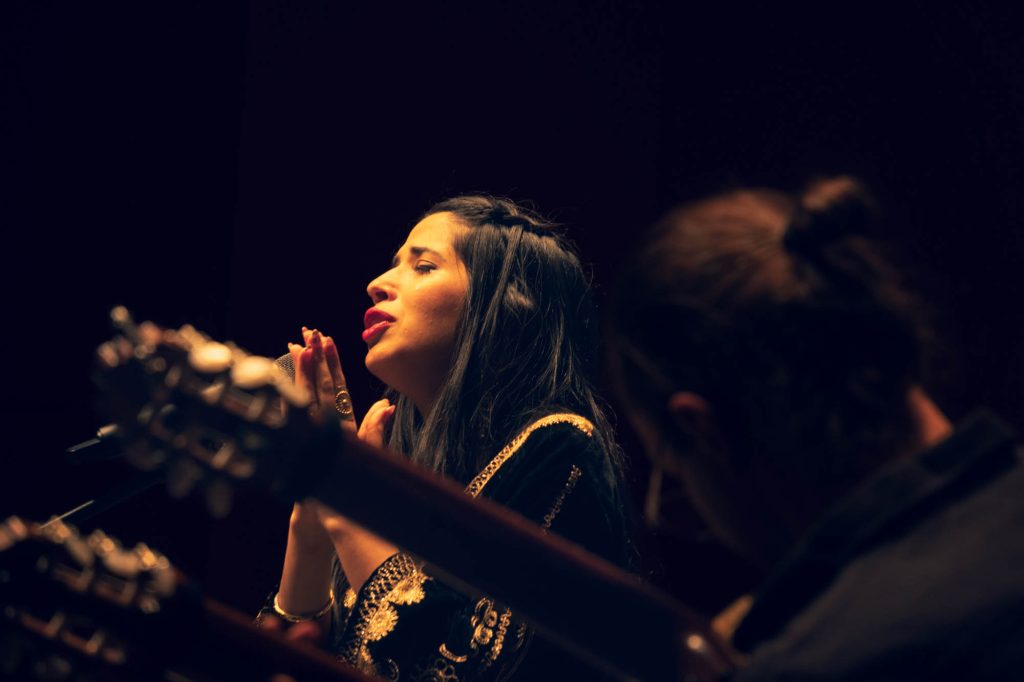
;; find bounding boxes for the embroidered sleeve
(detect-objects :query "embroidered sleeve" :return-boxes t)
[338,414,608,681]
[338,553,430,678]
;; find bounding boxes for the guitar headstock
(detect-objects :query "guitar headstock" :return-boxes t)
[0,515,183,676]
[93,307,342,518]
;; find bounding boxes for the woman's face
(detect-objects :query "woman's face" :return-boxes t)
[364,211,470,411]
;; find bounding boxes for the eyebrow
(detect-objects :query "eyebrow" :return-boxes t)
[391,245,447,267]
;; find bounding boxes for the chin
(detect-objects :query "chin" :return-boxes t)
[364,344,402,389]
[364,345,388,380]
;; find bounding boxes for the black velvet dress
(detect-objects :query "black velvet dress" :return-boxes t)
[326,413,632,681]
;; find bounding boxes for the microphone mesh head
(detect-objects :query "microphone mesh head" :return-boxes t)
[273,353,296,382]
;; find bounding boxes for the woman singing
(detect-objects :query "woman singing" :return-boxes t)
[261,197,632,680]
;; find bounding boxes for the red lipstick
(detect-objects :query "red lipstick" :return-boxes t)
[363,308,396,343]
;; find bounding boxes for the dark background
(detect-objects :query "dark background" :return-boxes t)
[3,1,1023,618]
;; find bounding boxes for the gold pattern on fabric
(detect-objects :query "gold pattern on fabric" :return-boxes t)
[413,658,460,682]
[389,573,428,606]
[484,608,513,666]
[470,597,498,650]
[340,553,430,673]
[464,413,594,498]
[342,587,357,610]
[439,644,468,663]
[381,658,400,681]
[542,464,582,530]
[364,603,400,642]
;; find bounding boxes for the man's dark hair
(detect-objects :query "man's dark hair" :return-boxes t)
[607,177,929,493]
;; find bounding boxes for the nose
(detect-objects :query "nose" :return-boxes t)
[366,271,395,304]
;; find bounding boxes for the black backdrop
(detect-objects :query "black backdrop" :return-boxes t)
[3,2,1023,617]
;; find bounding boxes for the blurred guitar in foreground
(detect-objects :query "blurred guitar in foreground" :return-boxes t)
[0,515,374,681]
[86,307,737,681]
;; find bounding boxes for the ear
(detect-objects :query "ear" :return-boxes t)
[665,391,714,439]
[664,391,730,465]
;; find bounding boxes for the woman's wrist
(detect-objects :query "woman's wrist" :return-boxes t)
[273,587,335,623]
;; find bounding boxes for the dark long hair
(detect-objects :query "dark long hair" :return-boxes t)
[384,196,621,484]
[608,177,929,491]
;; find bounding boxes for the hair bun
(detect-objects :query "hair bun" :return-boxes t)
[784,176,873,255]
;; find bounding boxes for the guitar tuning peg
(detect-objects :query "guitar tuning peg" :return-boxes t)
[0,516,29,551]
[110,305,133,328]
[132,543,160,570]
[231,355,275,390]
[166,459,203,499]
[177,324,206,349]
[42,519,73,544]
[204,478,234,519]
[199,378,228,404]
[137,320,162,348]
[86,529,118,557]
[148,561,176,600]
[189,341,233,374]
[102,546,142,580]
[96,341,120,369]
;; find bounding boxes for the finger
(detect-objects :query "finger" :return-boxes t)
[310,331,334,404]
[322,335,347,388]
[288,343,303,381]
[298,346,319,408]
[258,614,284,632]
[284,619,324,646]
[358,399,395,447]
[301,326,314,345]
[357,399,390,436]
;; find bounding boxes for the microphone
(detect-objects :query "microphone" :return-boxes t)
[274,352,296,381]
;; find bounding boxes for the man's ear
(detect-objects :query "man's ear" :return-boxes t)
[665,391,732,465]
[666,391,713,439]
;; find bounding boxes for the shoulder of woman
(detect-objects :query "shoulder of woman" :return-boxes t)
[465,412,608,499]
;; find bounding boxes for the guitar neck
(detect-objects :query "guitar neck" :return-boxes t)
[300,431,731,682]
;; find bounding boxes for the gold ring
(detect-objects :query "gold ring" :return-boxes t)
[334,388,354,419]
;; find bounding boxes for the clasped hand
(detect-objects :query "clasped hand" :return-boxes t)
[287,327,396,542]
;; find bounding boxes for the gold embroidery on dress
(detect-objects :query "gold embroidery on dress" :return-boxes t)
[470,597,498,649]
[434,417,591,674]
[340,553,430,673]
[382,658,400,681]
[363,602,400,642]
[542,464,582,530]
[389,571,428,606]
[486,608,513,665]
[413,657,460,682]
[464,413,593,498]
[356,646,376,675]
[342,587,357,610]
[439,643,468,663]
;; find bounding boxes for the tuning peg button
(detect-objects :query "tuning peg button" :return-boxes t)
[101,547,141,580]
[189,342,233,374]
[232,356,275,389]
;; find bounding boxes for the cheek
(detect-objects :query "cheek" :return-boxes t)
[413,282,465,344]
